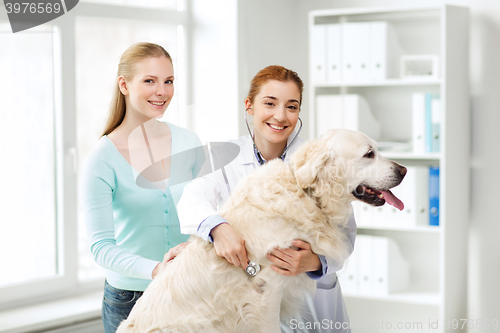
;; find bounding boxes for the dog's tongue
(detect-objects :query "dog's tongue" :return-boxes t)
[381,190,404,211]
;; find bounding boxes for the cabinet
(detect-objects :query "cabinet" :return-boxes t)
[308,5,469,332]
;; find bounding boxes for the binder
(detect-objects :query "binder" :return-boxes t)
[343,94,381,141]
[341,22,371,83]
[356,235,373,294]
[389,167,429,227]
[431,97,441,152]
[351,201,373,227]
[310,24,327,85]
[337,241,359,294]
[315,95,342,138]
[369,21,402,81]
[326,24,342,83]
[315,94,380,141]
[412,93,426,154]
[372,236,410,295]
[429,166,440,226]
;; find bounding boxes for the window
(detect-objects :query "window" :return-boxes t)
[0,1,186,306]
[0,25,58,287]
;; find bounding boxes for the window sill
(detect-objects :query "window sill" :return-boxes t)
[0,291,102,333]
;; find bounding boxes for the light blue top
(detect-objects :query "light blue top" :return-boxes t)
[81,122,205,291]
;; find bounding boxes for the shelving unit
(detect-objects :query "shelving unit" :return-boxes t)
[308,5,469,333]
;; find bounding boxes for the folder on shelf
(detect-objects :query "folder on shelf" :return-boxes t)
[316,95,342,138]
[315,94,380,141]
[369,21,402,81]
[430,97,441,153]
[425,94,441,153]
[326,23,342,83]
[343,94,381,141]
[371,236,410,295]
[351,201,373,227]
[337,241,359,294]
[341,22,371,83]
[429,166,440,226]
[310,24,327,85]
[356,235,373,294]
[412,93,427,154]
[390,167,429,227]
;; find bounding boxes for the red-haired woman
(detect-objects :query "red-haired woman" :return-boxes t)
[178,65,356,332]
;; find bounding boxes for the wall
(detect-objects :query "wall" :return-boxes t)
[237,0,305,138]
[238,0,500,328]
[191,0,239,143]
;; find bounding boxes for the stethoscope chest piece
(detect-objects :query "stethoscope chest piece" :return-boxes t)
[245,261,261,277]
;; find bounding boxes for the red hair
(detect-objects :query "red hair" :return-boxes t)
[246,65,304,106]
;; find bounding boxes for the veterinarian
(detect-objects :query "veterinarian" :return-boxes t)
[178,65,356,333]
[81,42,204,333]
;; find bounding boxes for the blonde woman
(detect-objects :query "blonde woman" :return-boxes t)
[81,42,204,332]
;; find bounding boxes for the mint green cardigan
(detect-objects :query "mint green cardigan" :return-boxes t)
[81,123,204,291]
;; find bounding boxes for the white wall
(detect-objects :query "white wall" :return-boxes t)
[237,0,305,137]
[238,0,500,327]
[191,0,239,143]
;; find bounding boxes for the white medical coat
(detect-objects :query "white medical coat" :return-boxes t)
[178,135,356,333]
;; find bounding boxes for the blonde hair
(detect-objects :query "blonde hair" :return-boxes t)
[102,42,173,136]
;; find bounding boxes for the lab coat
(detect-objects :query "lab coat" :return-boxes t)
[178,135,355,333]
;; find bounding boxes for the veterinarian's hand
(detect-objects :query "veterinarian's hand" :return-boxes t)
[267,240,321,276]
[152,242,190,279]
[211,223,249,270]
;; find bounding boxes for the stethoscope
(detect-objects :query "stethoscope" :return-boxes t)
[242,106,302,277]
[244,107,303,166]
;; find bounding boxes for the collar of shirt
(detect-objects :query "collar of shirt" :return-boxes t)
[238,135,303,166]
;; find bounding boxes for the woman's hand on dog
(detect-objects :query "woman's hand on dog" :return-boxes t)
[266,240,321,276]
[211,223,249,270]
[152,242,190,279]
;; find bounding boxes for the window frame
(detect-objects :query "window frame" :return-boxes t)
[0,1,189,308]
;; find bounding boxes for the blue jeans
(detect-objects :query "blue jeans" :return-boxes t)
[102,280,144,333]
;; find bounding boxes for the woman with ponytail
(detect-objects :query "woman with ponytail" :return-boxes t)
[81,42,204,333]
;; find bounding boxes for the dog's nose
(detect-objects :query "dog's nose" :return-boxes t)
[400,166,407,177]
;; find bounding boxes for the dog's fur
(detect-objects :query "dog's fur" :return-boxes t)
[116,129,406,333]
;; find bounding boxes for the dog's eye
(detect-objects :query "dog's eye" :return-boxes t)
[364,150,375,159]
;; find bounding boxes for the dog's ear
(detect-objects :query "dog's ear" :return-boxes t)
[290,140,331,188]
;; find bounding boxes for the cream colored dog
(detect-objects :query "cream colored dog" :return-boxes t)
[117,129,406,333]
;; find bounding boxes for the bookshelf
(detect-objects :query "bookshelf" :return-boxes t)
[308,5,469,333]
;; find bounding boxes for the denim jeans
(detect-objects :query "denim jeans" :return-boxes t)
[102,280,144,333]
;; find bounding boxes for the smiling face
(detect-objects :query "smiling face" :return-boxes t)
[245,80,301,152]
[119,56,174,120]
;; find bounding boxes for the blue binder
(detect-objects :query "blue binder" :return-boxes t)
[429,166,440,226]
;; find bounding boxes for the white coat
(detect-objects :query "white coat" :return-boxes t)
[178,135,356,333]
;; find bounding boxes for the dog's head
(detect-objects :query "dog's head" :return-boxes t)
[290,129,406,210]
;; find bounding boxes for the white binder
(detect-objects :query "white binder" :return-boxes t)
[369,21,402,81]
[315,95,342,138]
[343,94,381,141]
[351,201,373,227]
[391,167,429,227]
[337,242,359,294]
[315,94,380,141]
[310,24,327,85]
[341,22,371,83]
[326,23,342,83]
[412,93,427,154]
[356,235,373,294]
[371,236,410,295]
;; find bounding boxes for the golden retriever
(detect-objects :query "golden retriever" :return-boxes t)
[116,129,406,333]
